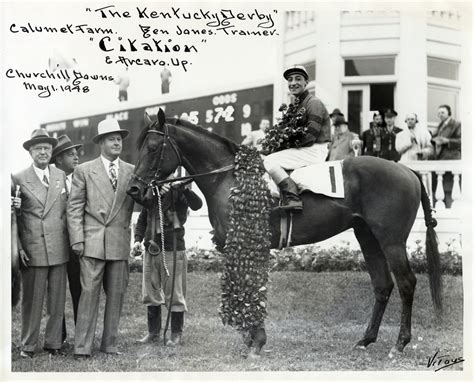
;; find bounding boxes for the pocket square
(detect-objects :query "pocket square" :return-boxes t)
[61,188,67,194]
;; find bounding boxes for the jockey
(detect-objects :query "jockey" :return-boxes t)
[263,65,332,210]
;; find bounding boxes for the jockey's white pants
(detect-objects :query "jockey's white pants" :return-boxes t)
[263,143,329,184]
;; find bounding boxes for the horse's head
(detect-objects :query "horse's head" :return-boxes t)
[127,108,181,206]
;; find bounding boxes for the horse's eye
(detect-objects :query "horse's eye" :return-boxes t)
[149,145,158,152]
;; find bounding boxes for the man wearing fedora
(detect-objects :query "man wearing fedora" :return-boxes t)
[329,108,344,140]
[263,64,331,210]
[50,135,83,343]
[67,119,135,357]
[328,116,360,160]
[11,129,69,358]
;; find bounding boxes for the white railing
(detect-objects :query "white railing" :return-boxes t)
[403,160,462,211]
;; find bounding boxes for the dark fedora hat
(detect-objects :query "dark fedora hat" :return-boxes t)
[51,135,82,161]
[384,108,398,117]
[334,115,349,126]
[330,108,344,118]
[23,128,58,151]
[283,65,309,80]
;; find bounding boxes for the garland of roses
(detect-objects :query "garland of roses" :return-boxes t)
[219,145,272,332]
[260,100,309,154]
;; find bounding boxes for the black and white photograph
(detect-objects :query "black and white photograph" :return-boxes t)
[1,1,472,381]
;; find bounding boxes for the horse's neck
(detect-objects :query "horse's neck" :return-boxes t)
[174,126,235,196]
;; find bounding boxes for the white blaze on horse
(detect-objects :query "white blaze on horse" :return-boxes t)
[127,109,442,356]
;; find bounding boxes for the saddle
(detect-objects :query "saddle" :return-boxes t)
[269,160,346,249]
[267,160,346,200]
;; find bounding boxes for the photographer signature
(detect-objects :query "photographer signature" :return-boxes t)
[427,350,464,371]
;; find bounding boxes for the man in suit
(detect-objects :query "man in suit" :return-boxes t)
[382,108,403,162]
[328,116,359,160]
[51,135,82,343]
[431,104,461,208]
[329,108,344,140]
[67,119,135,357]
[432,104,461,160]
[11,129,69,358]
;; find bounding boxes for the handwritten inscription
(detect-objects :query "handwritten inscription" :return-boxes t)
[5,69,113,98]
[427,350,465,372]
[5,3,280,96]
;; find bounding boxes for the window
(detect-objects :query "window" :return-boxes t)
[345,57,395,76]
[370,84,394,112]
[302,61,316,81]
[427,57,459,80]
[427,85,458,125]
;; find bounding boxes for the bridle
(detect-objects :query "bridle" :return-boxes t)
[132,122,234,191]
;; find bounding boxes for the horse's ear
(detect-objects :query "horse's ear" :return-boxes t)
[144,112,153,127]
[157,108,166,129]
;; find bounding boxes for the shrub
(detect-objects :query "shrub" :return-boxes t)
[129,242,462,275]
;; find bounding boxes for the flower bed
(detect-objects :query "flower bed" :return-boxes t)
[129,241,462,276]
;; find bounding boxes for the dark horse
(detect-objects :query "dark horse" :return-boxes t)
[127,109,442,355]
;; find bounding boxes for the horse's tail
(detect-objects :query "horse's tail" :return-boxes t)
[411,170,443,318]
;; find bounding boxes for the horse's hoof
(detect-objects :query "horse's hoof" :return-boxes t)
[388,346,403,359]
[248,347,261,360]
[354,344,367,351]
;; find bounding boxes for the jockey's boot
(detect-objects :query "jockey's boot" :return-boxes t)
[167,312,184,346]
[137,305,161,344]
[278,177,303,211]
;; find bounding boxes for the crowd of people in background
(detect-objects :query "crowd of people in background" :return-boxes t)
[242,103,461,163]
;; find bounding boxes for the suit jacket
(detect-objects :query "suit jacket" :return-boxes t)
[328,131,357,161]
[433,117,461,159]
[11,165,69,266]
[67,157,135,261]
[361,125,401,161]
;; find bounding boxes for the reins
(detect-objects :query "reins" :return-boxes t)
[132,125,234,189]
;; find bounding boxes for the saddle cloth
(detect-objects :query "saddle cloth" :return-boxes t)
[266,160,345,199]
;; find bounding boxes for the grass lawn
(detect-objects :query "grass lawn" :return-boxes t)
[10,271,463,372]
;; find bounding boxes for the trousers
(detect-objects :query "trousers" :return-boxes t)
[142,250,187,312]
[263,143,329,183]
[74,257,129,355]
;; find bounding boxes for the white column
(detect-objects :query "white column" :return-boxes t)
[434,171,446,210]
[397,8,427,127]
[314,9,341,111]
[273,10,287,124]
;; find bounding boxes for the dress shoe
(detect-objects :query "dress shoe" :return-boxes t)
[20,350,34,359]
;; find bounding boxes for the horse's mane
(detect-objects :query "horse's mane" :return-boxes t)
[136,116,237,155]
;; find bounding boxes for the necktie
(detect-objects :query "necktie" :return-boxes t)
[43,174,49,187]
[109,162,117,191]
[66,176,72,194]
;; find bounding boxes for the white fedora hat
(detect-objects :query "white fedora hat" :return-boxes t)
[92,119,129,144]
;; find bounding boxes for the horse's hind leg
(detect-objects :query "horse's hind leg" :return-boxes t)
[381,243,416,353]
[354,223,394,348]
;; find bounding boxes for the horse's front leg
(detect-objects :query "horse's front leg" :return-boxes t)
[243,325,267,357]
